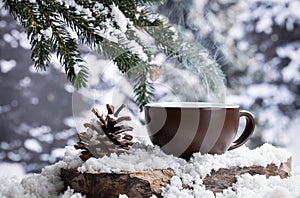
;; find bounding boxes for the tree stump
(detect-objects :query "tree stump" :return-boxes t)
[61,158,291,198]
[61,168,175,198]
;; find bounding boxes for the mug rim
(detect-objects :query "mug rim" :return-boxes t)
[145,102,239,108]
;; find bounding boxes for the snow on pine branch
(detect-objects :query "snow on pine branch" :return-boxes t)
[234,0,300,34]
[276,42,300,83]
[4,0,162,109]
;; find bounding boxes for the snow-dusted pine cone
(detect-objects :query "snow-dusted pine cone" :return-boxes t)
[74,104,134,161]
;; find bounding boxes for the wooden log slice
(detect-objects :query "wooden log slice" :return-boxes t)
[61,158,291,197]
[203,157,292,194]
[61,168,175,198]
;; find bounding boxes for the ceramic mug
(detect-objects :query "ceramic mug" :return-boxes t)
[144,102,255,160]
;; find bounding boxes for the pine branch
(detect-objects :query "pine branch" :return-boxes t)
[109,34,154,109]
[131,67,154,110]
[47,0,154,105]
[3,0,226,109]
[35,0,88,88]
[125,7,226,100]
[45,0,105,48]
[145,23,226,100]
[96,0,165,7]
[4,1,52,71]
[4,0,88,88]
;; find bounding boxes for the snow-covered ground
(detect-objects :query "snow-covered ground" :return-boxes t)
[0,163,25,179]
[0,143,300,198]
[1,0,300,186]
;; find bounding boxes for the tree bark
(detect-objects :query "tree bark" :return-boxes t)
[61,168,175,198]
[61,158,291,197]
[203,157,292,194]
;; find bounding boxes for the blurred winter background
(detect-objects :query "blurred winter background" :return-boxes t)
[1,0,300,178]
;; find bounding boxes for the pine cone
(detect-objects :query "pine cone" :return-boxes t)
[74,104,134,161]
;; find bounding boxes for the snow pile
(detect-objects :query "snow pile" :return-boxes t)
[221,167,300,198]
[75,143,291,176]
[0,161,84,198]
[175,143,291,181]
[77,144,184,173]
[0,163,25,179]
[0,143,298,198]
[159,144,297,198]
[0,148,83,198]
[163,173,300,198]
[162,175,215,197]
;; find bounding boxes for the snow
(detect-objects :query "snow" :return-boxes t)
[276,42,300,83]
[29,125,52,137]
[0,143,299,197]
[289,1,300,19]
[256,16,273,34]
[0,59,16,73]
[51,148,65,160]
[26,125,54,144]
[246,84,294,105]
[30,97,39,105]
[0,163,25,179]
[61,187,85,198]
[0,20,7,28]
[76,144,184,173]
[118,194,129,198]
[127,40,149,61]
[111,4,128,33]
[28,64,49,75]
[73,64,82,75]
[75,143,291,177]
[272,116,300,167]
[220,172,300,198]
[94,2,104,10]
[2,29,31,49]
[0,148,84,198]
[39,148,65,164]
[19,76,31,87]
[40,28,52,39]
[0,104,11,114]
[7,151,22,161]
[1,0,300,196]
[3,33,18,48]
[64,84,75,93]
[232,0,300,36]
[55,129,76,141]
[236,40,249,51]
[24,139,43,153]
[63,117,76,128]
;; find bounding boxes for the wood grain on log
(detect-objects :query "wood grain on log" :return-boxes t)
[61,158,291,197]
[61,168,175,198]
[203,157,292,194]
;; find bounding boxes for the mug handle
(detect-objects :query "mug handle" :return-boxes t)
[228,110,255,151]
